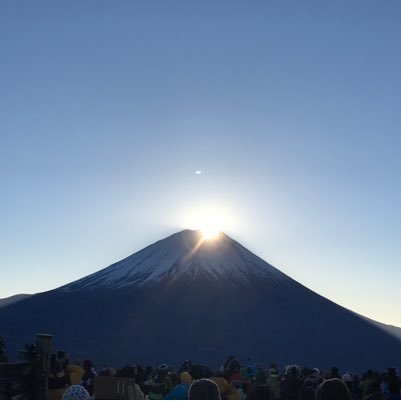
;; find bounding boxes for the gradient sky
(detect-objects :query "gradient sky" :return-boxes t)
[1,0,401,327]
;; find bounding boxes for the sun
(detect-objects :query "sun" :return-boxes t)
[200,227,221,240]
[198,215,221,240]
[182,205,230,241]
[178,204,236,242]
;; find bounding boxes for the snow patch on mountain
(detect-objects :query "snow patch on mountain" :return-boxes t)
[59,230,289,292]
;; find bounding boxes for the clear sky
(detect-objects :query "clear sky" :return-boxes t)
[1,0,401,327]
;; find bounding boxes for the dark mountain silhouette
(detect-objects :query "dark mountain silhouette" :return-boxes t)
[0,294,31,309]
[0,230,400,372]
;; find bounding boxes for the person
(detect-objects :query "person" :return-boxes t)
[300,377,318,400]
[316,378,351,400]
[248,384,270,400]
[228,370,247,398]
[48,353,71,400]
[247,370,270,400]
[210,374,241,399]
[147,364,173,399]
[363,380,385,400]
[266,368,280,400]
[57,350,70,371]
[342,373,359,399]
[360,370,376,399]
[221,356,240,376]
[282,365,303,400]
[61,385,90,400]
[164,372,192,400]
[330,367,340,379]
[66,361,85,385]
[178,360,192,375]
[311,369,321,383]
[188,379,221,400]
[80,360,96,397]
[388,378,401,400]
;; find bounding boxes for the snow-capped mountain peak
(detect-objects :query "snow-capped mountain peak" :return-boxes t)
[60,229,288,292]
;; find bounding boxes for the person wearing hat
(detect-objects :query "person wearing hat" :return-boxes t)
[61,385,90,400]
[188,379,221,400]
[148,364,173,399]
[164,372,193,400]
[342,373,360,399]
[266,368,280,400]
[210,374,241,400]
[316,378,351,400]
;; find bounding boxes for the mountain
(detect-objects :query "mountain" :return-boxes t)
[358,315,401,341]
[0,294,32,308]
[0,230,400,372]
[59,229,288,291]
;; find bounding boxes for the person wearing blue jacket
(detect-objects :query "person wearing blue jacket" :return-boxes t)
[164,372,192,400]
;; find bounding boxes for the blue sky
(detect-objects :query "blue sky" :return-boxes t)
[1,0,401,326]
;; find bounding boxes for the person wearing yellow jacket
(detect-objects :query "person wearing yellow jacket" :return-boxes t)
[66,364,85,385]
[48,364,85,400]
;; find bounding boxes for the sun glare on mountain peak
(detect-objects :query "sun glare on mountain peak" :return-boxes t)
[180,204,234,242]
[201,227,220,240]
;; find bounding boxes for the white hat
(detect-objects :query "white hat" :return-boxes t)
[342,373,352,382]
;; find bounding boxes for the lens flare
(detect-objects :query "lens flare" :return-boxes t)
[201,227,220,240]
[179,204,235,241]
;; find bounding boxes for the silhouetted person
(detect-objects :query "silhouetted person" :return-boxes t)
[330,367,340,379]
[179,360,192,375]
[282,365,303,400]
[80,360,96,397]
[188,378,221,400]
[342,373,358,399]
[363,380,384,400]
[388,378,401,400]
[248,384,271,400]
[222,355,240,376]
[57,349,70,371]
[165,372,192,400]
[266,368,280,399]
[316,378,351,400]
[300,378,318,400]
[360,370,376,399]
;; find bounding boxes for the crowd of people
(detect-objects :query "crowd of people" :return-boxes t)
[48,352,401,400]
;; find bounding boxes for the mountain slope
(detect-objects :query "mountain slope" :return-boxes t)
[0,294,32,308]
[59,230,288,291]
[0,230,400,372]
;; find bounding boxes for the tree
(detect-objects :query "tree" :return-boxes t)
[0,336,8,362]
